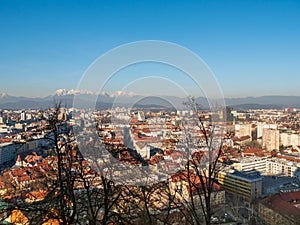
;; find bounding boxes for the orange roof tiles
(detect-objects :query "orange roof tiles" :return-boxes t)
[25,191,47,200]
[0,138,13,143]
[10,209,29,224]
[260,191,300,220]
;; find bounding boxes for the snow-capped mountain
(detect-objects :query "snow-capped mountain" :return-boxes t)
[2,88,300,110]
[52,89,138,98]
[0,89,185,109]
[0,93,8,98]
[52,89,95,96]
[109,91,138,98]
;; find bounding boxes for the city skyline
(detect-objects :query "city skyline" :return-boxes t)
[0,0,300,98]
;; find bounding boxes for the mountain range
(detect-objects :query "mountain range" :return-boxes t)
[1,89,300,110]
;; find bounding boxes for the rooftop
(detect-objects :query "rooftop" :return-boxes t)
[221,169,263,182]
[260,191,300,221]
[0,142,13,147]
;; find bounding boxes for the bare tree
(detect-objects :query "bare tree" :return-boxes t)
[73,141,125,225]
[0,103,78,224]
[173,97,226,225]
[36,103,78,224]
[0,100,228,225]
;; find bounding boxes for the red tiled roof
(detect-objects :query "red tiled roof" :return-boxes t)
[142,128,151,133]
[0,138,13,143]
[25,191,47,200]
[278,155,300,163]
[239,135,251,141]
[260,191,300,220]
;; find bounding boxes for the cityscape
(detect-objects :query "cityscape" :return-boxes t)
[0,94,300,224]
[1,0,300,224]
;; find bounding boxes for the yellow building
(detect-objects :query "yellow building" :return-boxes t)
[218,169,262,200]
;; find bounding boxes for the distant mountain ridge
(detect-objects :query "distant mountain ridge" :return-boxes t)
[1,90,300,110]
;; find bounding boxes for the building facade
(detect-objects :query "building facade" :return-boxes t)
[233,157,268,175]
[0,142,16,165]
[266,158,300,179]
[263,128,279,151]
[280,132,300,147]
[218,169,263,200]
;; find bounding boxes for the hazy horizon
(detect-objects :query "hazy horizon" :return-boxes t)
[3,88,300,99]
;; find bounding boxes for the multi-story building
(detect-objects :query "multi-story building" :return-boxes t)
[263,128,279,151]
[20,111,26,121]
[230,156,300,179]
[218,169,263,200]
[15,139,39,154]
[0,124,9,134]
[266,158,300,179]
[280,132,300,147]
[170,171,226,207]
[257,123,277,138]
[0,142,16,165]
[232,157,268,175]
[235,123,252,139]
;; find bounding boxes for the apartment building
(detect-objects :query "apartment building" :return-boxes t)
[235,123,252,138]
[232,157,268,175]
[263,128,279,151]
[266,158,300,179]
[0,142,16,165]
[280,132,300,147]
[218,169,263,200]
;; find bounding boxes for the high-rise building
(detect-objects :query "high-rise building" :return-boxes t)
[257,123,277,138]
[137,111,145,122]
[20,111,26,121]
[0,142,16,165]
[235,123,252,138]
[262,128,279,151]
[280,132,300,147]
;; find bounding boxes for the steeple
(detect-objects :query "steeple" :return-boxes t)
[16,154,22,167]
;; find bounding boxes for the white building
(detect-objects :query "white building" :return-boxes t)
[232,157,268,175]
[20,111,26,121]
[257,123,277,138]
[0,124,10,133]
[231,156,300,180]
[266,158,300,179]
[235,123,252,138]
[133,141,150,159]
[280,132,300,147]
[262,128,279,151]
[137,111,145,122]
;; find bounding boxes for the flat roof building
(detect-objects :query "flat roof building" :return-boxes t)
[218,169,263,200]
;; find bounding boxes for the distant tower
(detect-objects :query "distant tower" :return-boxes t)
[137,111,145,122]
[20,111,26,121]
[263,128,279,151]
[15,155,23,167]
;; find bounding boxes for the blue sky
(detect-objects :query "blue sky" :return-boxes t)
[0,0,299,98]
